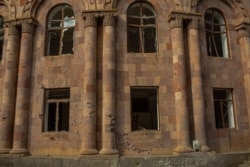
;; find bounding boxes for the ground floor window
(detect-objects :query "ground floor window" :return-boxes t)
[213,88,235,129]
[131,87,158,131]
[43,88,70,132]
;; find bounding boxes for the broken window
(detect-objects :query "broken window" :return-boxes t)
[127,2,157,53]
[0,16,4,60]
[131,87,159,131]
[213,89,235,129]
[47,5,75,56]
[205,9,229,58]
[43,88,70,132]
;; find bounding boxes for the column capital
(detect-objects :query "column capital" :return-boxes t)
[168,11,202,29]
[83,13,97,28]
[5,21,19,35]
[168,14,183,29]
[20,18,37,33]
[236,21,250,38]
[188,16,201,29]
[103,13,116,27]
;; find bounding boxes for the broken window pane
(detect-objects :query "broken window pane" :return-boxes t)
[48,30,61,55]
[62,27,74,54]
[0,16,4,60]
[143,27,157,53]
[213,89,235,129]
[58,102,69,131]
[127,2,157,53]
[205,9,229,58]
[44,88,70,132]
[128,27,140,53]
[47,103,56,131]
[131,87,158,131]
[47,5,75,56]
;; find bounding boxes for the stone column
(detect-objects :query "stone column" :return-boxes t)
[99,13,118,155]
[10,19,36,155]
[0,22,20,154]
[168,14,192,154]
[236,22,250,129]
[188,17,210,152]
[80,13,98,155]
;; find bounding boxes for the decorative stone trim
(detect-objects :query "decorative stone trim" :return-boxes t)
[21,19,36,33]
[103,13,116,27]
[83,13,97,28]
[236,21,250,38]
[168,11,202,29]
[7,21,19,35]
[188,16,200,29]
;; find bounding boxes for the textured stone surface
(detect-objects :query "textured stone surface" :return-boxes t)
[0,153,250,167]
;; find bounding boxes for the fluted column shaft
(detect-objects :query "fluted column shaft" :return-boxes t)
[0,22,20,153]
[10,20,36,155]
[99,13,118,155]
[188,18,210,152]
[169,15,192,154]
[80,13,98,155]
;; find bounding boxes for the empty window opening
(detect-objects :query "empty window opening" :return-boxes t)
[131,87,159,131]
[205,9,229,58]
[47,5,75,56]
[0,16,4,59]
[213,89,235,129]
[127,2,157,53]
[44,88,70,132]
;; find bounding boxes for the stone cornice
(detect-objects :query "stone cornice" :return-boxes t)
[235,21,250,38]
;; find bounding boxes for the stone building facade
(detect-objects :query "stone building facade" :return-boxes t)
[0,0,250,157]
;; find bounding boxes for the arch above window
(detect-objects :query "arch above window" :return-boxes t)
[46,4,75,56]
[205,9,229,58]
[127,2,157,53]
[0,16,4,60]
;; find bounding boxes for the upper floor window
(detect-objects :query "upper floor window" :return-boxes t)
[46,5,75,56]
[0,16,4,59]
[205,9,229,58]
[127,2,157,53]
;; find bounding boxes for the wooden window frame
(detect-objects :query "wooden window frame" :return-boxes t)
[43,88,70,132]
[46,4,75,56]
[127,2,157,53]
[213,88,235,129]
[205,8,229,58]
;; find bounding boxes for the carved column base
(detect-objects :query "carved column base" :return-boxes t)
[0,148,10,154]
[99,148,118,155]
[9,148,29,156]
[173,145,193,155]
[79,149,98,155]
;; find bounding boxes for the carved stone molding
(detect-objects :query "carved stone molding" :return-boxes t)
[236,21,250,38]
[168,11,202,29]
[188,15,201,29]
[6,21,19,35]
[21,19,36,33]
[83,13,97,28]
[103,13,116,27]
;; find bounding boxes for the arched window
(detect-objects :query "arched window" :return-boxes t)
[46,4,75,56]
[127,2,157,53]
[0,16,4,59]
[205,9,229,58]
